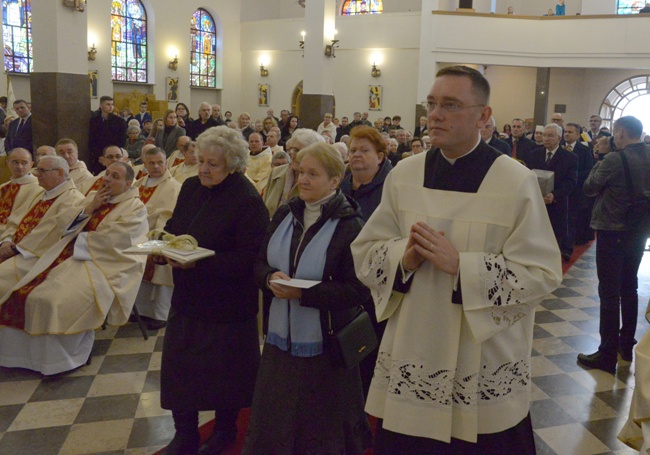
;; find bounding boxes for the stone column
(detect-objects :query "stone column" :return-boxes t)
[300,0,336,130]
[30,1,90,160]
[534,68,551,127]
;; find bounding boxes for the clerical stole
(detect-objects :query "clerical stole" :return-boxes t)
[13,198,57,244]
[85,177,103,196]
[0,183,20,225]
[0,203,117,330]
[171,157,184,167]
[136,169,147,180]
[138,185,157,204]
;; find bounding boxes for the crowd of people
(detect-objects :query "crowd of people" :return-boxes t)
[0,64,649,454]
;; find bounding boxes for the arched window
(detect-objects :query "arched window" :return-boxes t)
[190,8,216,88]
[599,75,650,130]
[341,0,383,15]
[2,0,32,74]
[111,0,147,83]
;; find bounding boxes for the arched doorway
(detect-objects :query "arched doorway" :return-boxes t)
[600,75,650,131]
[291,80,303,117]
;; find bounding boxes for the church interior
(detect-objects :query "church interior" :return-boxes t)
[1,0,650,453]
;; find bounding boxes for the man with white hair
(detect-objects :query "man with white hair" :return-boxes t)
[0,148,43,236]
[190,102,218,140]
[34,145,56,163]
[211,104,226,126]
[524,123,577,261]
[481,116,511,156]
[333,141,349,163]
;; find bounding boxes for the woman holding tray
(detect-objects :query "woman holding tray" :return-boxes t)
[243,142,372,454]
[158,126,269,455]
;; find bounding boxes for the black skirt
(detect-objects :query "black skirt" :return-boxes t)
[160,309,260,411]
[243,343,372,455]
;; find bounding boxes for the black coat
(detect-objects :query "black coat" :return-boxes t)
[340,158,392,222]
[568,142,595,208]
[524,147,578,239]
[88,113,127,174]
[165,173,269,322]
[488,136,512,156]
[506,135,537,162]
[6,115,32,154]
[255,191,370,338]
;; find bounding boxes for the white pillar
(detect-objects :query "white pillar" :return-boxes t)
[303,0,336,95]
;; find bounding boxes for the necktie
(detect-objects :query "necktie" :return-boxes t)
[546,151,553,164]
[16,119,23,133]
[512,139,518,159]
[565,145,573,152]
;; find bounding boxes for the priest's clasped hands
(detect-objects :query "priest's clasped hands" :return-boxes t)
[402,221,459,275]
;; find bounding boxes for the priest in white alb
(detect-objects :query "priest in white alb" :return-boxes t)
[170,140,199,184]
[0,148,43,236]
[0,162,148,375]
[351,66,562,453]
[55,138,94,190]
[133,146,181,330]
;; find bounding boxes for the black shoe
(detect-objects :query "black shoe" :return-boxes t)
[619,348,633,362]
[561,252,572,262]
[162,433,200,455]
[577,351,616,374]
[146,319,167,330]
[198,430,236,455]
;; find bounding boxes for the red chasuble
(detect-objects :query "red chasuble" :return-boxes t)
[0,183,21,225]
[0,203,117,330]
[172,157,184,167]
[85,177,104,196]
[138,185,157,204]
[13,198,57,244]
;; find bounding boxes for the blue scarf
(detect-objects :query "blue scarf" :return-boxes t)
[266,211,339,357]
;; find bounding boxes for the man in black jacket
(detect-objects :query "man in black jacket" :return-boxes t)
[481,116,511,156]
[506,118,536,162]
[5,100,33,155]
[88,96,127,175]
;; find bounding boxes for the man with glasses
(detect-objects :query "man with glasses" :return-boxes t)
[481,116,512,156]
[0,155,84,295]
[0,161,147,375]
[0,148,43,236]
[352,65,561,453]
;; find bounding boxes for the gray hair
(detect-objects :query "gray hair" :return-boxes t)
[199,101,211,111]
[544,123,563,137]
[128,119,140,128]
[127,125,141,135]
[143,146,166,159]
[272,151,290,164]
[389,138,399,146]
[40,155,70,178]
[288,128,325,149]
[197,126,249,173]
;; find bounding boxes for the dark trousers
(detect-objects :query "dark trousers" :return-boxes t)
[596,230,647,358]
[375,413,535,454]
[172,409,239,436]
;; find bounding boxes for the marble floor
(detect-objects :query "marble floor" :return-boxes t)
[0,241,649,455]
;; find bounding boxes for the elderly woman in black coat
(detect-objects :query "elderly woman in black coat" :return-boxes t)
[159,126,269,455]
[243,143,372,454]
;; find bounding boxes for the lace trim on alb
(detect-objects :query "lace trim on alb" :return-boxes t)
[481,254,533,326]
[361,238,401,306]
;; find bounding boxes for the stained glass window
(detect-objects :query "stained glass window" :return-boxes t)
[190,9,217,88]
[341,0,383,15]
[111,0,147,83]
[616,0,645,14]
[2,0,32,73]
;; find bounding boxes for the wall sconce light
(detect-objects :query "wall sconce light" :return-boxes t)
[260,64,269,77]
[371,63,381,78]
[88,44,97,61]
[299,31,306,58]
[324,39,339,58]
[168,56,178,71]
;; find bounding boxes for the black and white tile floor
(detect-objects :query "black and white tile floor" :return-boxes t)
[0,242,649,455]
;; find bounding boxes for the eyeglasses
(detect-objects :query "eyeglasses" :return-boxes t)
[33,167,58,175]
[426,101,485,113]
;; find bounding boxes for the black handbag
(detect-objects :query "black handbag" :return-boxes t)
[327,306,378,369]
[619,151,650,236]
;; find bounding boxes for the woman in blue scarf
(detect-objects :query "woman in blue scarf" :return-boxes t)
[244,143,373,454]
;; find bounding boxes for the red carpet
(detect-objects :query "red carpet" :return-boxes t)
[562,240,595,274]
[155,242,595,454]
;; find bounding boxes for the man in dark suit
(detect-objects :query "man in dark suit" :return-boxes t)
[481,116,511,156]
[524,123,578,262]
[563,122,595,250]
[506,118,536,162]
[88,95,127,175]
[5,99,33,155]
[134,101,152,128]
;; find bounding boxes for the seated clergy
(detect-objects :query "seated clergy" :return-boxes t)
[133,147,181,329]
[170,140,199,184]
[0,162,148,375]
[166,135,190,170]
[0,155,84,295]
[0,148,43,236]
[56,138,94,189]
[79,145,127,195]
